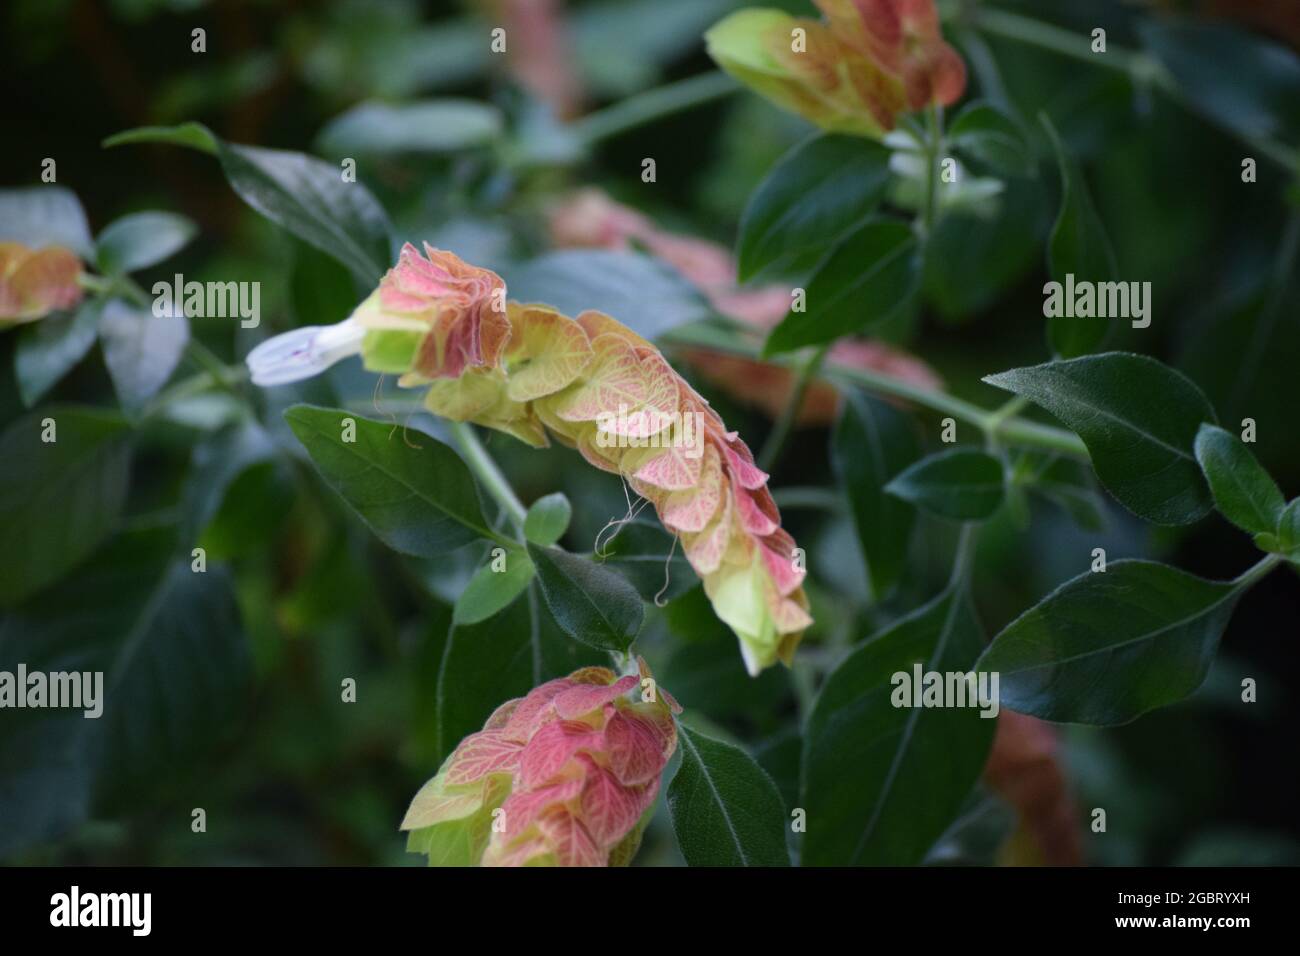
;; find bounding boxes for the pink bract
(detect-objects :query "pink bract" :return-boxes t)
[402,660,681,867]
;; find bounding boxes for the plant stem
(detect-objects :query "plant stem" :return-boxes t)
[182,337,245,397]
[948,522,978,590]
[988,414,1085,457]
[573,71,738,145]
[112,273,155,309]
[757,343,830,471]
[1233,552,1282,590]
[141,363,245,420]
[983,395,1030,449]
[450,421,528,532]
[920,105,943,240]
[973,7,1157,75]
[662,323,1089,458]
[76,272,113,295]
[772,486,844,512]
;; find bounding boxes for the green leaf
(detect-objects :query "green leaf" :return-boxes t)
[183,420,278,543]
[1178,285,1299,480]
[316,99,504,156]
[949,102,1032,176]
[0,711,91,857]
[98,299,190,411]
[107,123,392,285]
[526,543,643,652]
[14,300,102,407]
[1278,499,1300,552]
[0,406,131,606]
[95,556,248,797]
[1042,115,1118,358]
[284,404,496,556]
[95,211,198,275]
[922,183,1044,323]
[506,250,711,341]
[198,459,294,561]
[1139,18,1300,146]
[0,526,249,808]
[737,134,891,282]
[668,724,790,866]
[763,219,920,356]
[290,237,358,328]
[1254,531,1283,553]
[575,0,736,99]
[657,599,793,720]
[216,141,392,286]
[832,391,919,599]
[984,353,1217,525]
[596,519,695,603]
[802,587,995,865]
[0,186,93,258]
[978,560,1246,725]
[923,788,1016,866]
[1025,456,1107,532]
[885,448,1005,521]
[453,548,535,626]
[436,586,600,761]
[523,492,572,547]
[1194,424,1286,536]
[103,122,218,154]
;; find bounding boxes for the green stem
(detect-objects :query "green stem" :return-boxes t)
[954,24,1012,112]
[76,272,113,295]
[771,486,844,512]
[974,7,1157,75]
[449,421,528,532]
[662,324,1089,458]
[573,71,738,145]
[988,414,1085,457]
[140,364,244,420]
[184,338,244,395]
[983,394,1030,451]
[757,343,830,471]
[948,522,978,590]
[920,105,943,241]
[112,274,154,309]
[1233,553,1281,590]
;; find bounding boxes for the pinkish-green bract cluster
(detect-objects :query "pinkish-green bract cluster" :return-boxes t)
[252,243,815,675]
[0,242,83,326]
[401,661,680,866]
[706,0,966,139]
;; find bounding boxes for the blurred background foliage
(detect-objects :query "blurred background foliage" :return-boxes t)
[1,0,1298,865]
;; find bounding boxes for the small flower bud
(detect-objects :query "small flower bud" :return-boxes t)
[0,242,83,326]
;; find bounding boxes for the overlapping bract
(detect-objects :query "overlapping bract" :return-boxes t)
[360,244,812,675]
[548,188,943,426]
[0,242,83,325]
[402,661,680,866]
[706,0,966,138]
[354,241,509,381]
